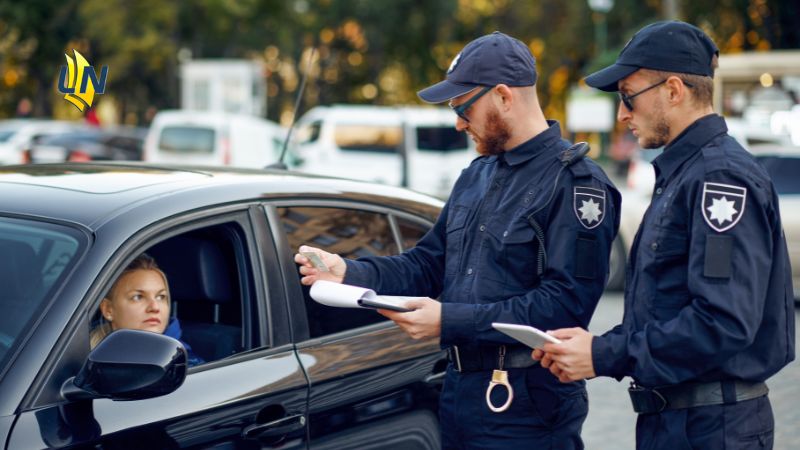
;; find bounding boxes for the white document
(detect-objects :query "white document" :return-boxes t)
[309,280,416,312]
[492,322,562,350]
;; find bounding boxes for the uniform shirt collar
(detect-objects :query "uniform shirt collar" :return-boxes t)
[653,114,727,183]
[502,120,563,166]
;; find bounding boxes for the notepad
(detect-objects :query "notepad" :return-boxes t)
[492,322,562,350]
[309,280,417,312]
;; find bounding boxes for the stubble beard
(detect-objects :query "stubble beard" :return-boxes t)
[640,101,671,149]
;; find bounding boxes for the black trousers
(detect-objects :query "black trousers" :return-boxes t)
[635,395,773,449]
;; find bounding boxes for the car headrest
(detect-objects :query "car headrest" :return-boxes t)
[0,240,37,300]
[149,236,233,305]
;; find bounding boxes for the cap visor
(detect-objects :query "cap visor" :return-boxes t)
[417,80,478,104]
[584,64,639,92]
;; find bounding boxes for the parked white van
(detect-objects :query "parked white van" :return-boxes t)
[290,105,475,198]
[144,110,286,167]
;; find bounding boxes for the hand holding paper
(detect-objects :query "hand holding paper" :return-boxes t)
[309,280,417,312]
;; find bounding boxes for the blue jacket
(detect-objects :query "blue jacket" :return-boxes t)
[345,121,620,383]
[164,318,205,367]
[593,114,796,387]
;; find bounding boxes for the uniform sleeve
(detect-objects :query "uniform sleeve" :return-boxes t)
[440,177,621,346]
[592,171,776,385]
[343,201,448,299]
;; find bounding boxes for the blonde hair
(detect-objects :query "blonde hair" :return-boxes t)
[90,253,170,348]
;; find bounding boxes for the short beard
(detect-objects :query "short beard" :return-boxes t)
[476,109,511,156]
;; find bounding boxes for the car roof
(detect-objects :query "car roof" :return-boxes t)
[0,163,444,230]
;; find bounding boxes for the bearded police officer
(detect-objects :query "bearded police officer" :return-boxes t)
[296,31,620,449]
[536,21,795,449]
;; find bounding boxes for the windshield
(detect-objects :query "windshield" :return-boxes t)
[0,217,84,372]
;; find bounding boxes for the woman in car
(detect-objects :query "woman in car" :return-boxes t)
[90,253,204,366]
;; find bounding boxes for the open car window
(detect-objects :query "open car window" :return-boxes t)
[89,219,259,367]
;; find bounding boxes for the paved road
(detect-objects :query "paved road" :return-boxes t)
[581,292,800,449]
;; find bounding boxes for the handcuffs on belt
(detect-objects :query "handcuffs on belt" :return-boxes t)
[485,345,514,412]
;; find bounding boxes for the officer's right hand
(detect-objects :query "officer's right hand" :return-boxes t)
[294,245,346,285]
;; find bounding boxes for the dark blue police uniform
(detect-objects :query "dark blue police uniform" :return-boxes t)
[345,121,620,449]
[592,115,795,449]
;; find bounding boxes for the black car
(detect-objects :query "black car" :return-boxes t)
[0,163,445,449]
[25,127,147,163]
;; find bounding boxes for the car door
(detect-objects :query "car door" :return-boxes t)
[266,200,446,449]
[6,207,310,450]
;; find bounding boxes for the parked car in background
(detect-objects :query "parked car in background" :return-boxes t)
[750,145,800,299]
[144,110,287,168]
[290,105,474,199]
[0,119,78,165]
[0,162,444,449]
[25,126,147,163]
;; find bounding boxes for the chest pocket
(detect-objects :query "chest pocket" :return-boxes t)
[485,216,539,288]
[445,205,471,275]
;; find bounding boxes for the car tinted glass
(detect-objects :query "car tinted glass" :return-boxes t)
[757,156,800,195]
[0,218,83,372]
[416,126,468,152]
[396,216,430,251]
[159,126,216,154]
[334,125,401,153]
[277,206,398,337]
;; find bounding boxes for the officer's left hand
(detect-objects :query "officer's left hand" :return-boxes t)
[378,298,441,340]
[538,328,596,383]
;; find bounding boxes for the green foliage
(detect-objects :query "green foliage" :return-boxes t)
[0,0,798,122]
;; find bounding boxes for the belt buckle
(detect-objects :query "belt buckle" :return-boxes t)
[450,346,462,372]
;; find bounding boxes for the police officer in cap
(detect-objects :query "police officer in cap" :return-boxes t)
[296,31,620,449]
[535,21,795,449]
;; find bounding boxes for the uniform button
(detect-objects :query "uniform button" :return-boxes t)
[467,268,474,275]
[651,242,658,251]
[656,187,663,195]
[503,230,508,237]
[479,224,486,232]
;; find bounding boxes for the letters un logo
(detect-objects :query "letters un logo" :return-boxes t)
[57,49,108,112]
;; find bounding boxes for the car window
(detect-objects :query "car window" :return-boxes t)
[334,125,402,153]
[0,217,84,372]
[277,206,399,337]
[756,156,800,195]
[91,220,258,366]
[416,126,468,152]
[159,126,216,154]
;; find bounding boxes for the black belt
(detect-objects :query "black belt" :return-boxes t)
[628,380,768,414]
[447,344,536,372]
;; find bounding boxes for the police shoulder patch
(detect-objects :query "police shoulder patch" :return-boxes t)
[702,182,747,232]
[574,186,605,229]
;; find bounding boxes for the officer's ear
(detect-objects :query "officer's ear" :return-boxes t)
[665,76,689,106]
[494,84,514,112]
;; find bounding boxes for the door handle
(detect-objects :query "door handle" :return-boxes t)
[242,413,306,439]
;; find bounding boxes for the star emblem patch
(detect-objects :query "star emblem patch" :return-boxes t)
[574,187,606,229]
[702,182,747,232]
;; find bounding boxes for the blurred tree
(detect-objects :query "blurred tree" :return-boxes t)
[1,0,799,123]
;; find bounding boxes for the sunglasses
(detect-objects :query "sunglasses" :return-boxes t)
[450,86,493,123]
[618,79,694,111]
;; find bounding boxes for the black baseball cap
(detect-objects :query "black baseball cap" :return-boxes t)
[417,31,538,104]
[585,20,719,92]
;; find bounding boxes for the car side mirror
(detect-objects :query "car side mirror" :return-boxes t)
[61,329,187,401]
